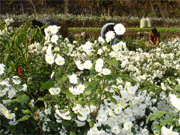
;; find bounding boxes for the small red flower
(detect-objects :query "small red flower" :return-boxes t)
[18,68,22,75]
[20,76,23,80]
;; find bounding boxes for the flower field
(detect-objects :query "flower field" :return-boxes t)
[0,18,180,135]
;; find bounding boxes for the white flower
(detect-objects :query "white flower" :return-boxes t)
[42,46,48,51]
[102,68,111,75]
[8,89,16,99]
[69,73,78,84]
[109,51,116,58]
[50,72,55,79]
[55,56,65,65]
[12,76,21,84]
[90,105,96,113]
[49,87,56,95]
[54,47,60,51]
[77,113,87,121]
[83,105,91,115]
[9,119,18,125]
[0,80,11,87]
[84,41,93,49]
[44,108,51,115]
[0,103,6,112]
[75,119,86,127]
[22,84,27,91]
[95,65,102,72]
[112,44,119,52]
[97,49,103,55]
[125,82,131,89]
[98,36,105,44]
[127,86,138,95]
[161,126,179,135]
[56,109,71,120]
[69,84,85,95]
[114,23,126,35]
[111,125,120,134]
[84,60,92,69]
[96,112,107,123]
[161,83,166,91]
[45,54,54,65]
[5,113,15,120]
[0,63,5,75]
[77,84,85,94]
[68,43,75,52]
[96,58,104,68]
[44,27,51,37]
[69,86,78,95]
[169,94,180,111]
[72,104,82,113]
[75,60,84,70]
[116,77,123,84]
[105,31,115,43]
[51,35,59,43]
[0,89,7,97]
[54,87,61,95]
[114,107,122,114]
[50,25,60,34]
[124,121,133,131]
[121,59,128,68]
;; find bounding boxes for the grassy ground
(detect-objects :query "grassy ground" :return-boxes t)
[69,27,180,33]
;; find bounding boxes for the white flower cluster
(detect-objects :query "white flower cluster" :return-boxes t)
[2,14,180,26]
[0,18,14,35]
[87,81,154,135]
[104,23,126,43]
[0,63,27,126]
[28,42,42,54]
[4,18,14,26]
[118,38,180,89]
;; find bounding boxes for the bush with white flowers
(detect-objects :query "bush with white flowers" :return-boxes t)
[0,18,180,134]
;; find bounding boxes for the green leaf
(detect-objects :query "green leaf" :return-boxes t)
[7,66,12,73]
[22,109,32,114]
[89,99,97,106]
[95,75,103,81]
[13,84,23,91]
[17,94,30,105]
[89,120,94,128]
[160,117,174,126]
[58,76,68,84]
[111,97,117,104]
[17,115,32,122]
[84,89,91,95]
[90,69,96,76]
[70,131,76,135]
[146,111,167,124]
[62,90,76,100]
[84,81,91,87]
[106,58,119,67]
[41,81,55,90]
[174,85,180,92]
[62,120,71,127]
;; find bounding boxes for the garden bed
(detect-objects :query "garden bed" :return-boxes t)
[69,29,180,40]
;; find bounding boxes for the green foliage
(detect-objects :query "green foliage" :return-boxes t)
[146,111,167,124]
[160,117,174,126]
[40,81,55,90]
